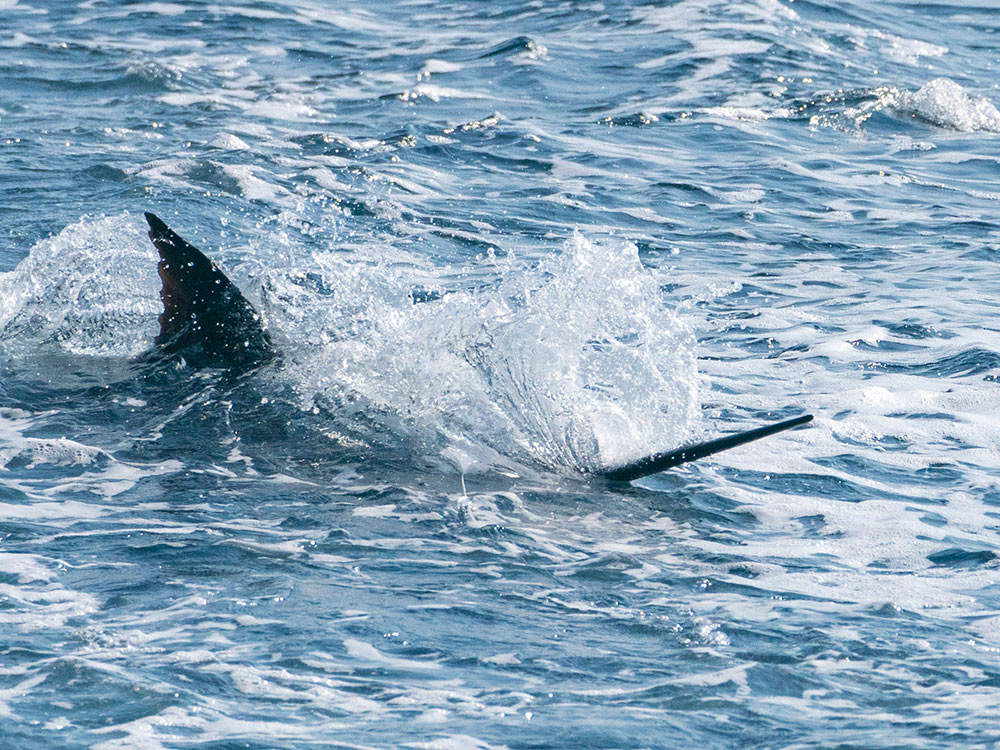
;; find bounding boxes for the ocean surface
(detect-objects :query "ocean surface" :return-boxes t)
[1,1,999,748]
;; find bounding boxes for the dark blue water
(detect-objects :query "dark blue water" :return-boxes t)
[1,2,1000,748]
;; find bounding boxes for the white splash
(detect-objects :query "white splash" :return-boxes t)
[0,214,159,357]
[272,232,699,473]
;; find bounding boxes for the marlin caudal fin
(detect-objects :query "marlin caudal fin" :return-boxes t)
[144,212,274,370]
[602,414,814,482]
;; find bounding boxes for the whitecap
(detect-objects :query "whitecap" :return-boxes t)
[895,77,1000,133]
[210,132,251,150]
[421,59,463,75]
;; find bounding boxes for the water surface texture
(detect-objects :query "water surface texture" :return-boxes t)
[1,1,1000,748]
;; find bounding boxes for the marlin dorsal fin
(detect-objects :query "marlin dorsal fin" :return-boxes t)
[144,212,274,370]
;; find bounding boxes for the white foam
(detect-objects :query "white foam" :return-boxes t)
[863,28,948,65]
[0,553,59,583]
[126,2,186,14]
[0,580,99,630]
[0,214,159,357]
[219,163,290,202]
[0,31,35,46]
[273,232,698,473]
[210,132,251,150]
[343,639,442,671]
[0,673,47,720]
[396,84,486,103]
[90,705,352,750]
[404,736,507,750]
[838,79,1000,134]
[292,4,388,32]
[421,59,463,75]
[897,78,1000,133]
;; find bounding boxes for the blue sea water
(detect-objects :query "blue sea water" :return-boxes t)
[1,1,1000,747]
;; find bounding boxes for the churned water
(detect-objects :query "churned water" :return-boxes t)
[1,1,999,748]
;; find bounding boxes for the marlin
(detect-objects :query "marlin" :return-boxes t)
[142,211,813,483]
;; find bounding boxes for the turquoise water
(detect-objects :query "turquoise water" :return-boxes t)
[1,1,1000,748]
